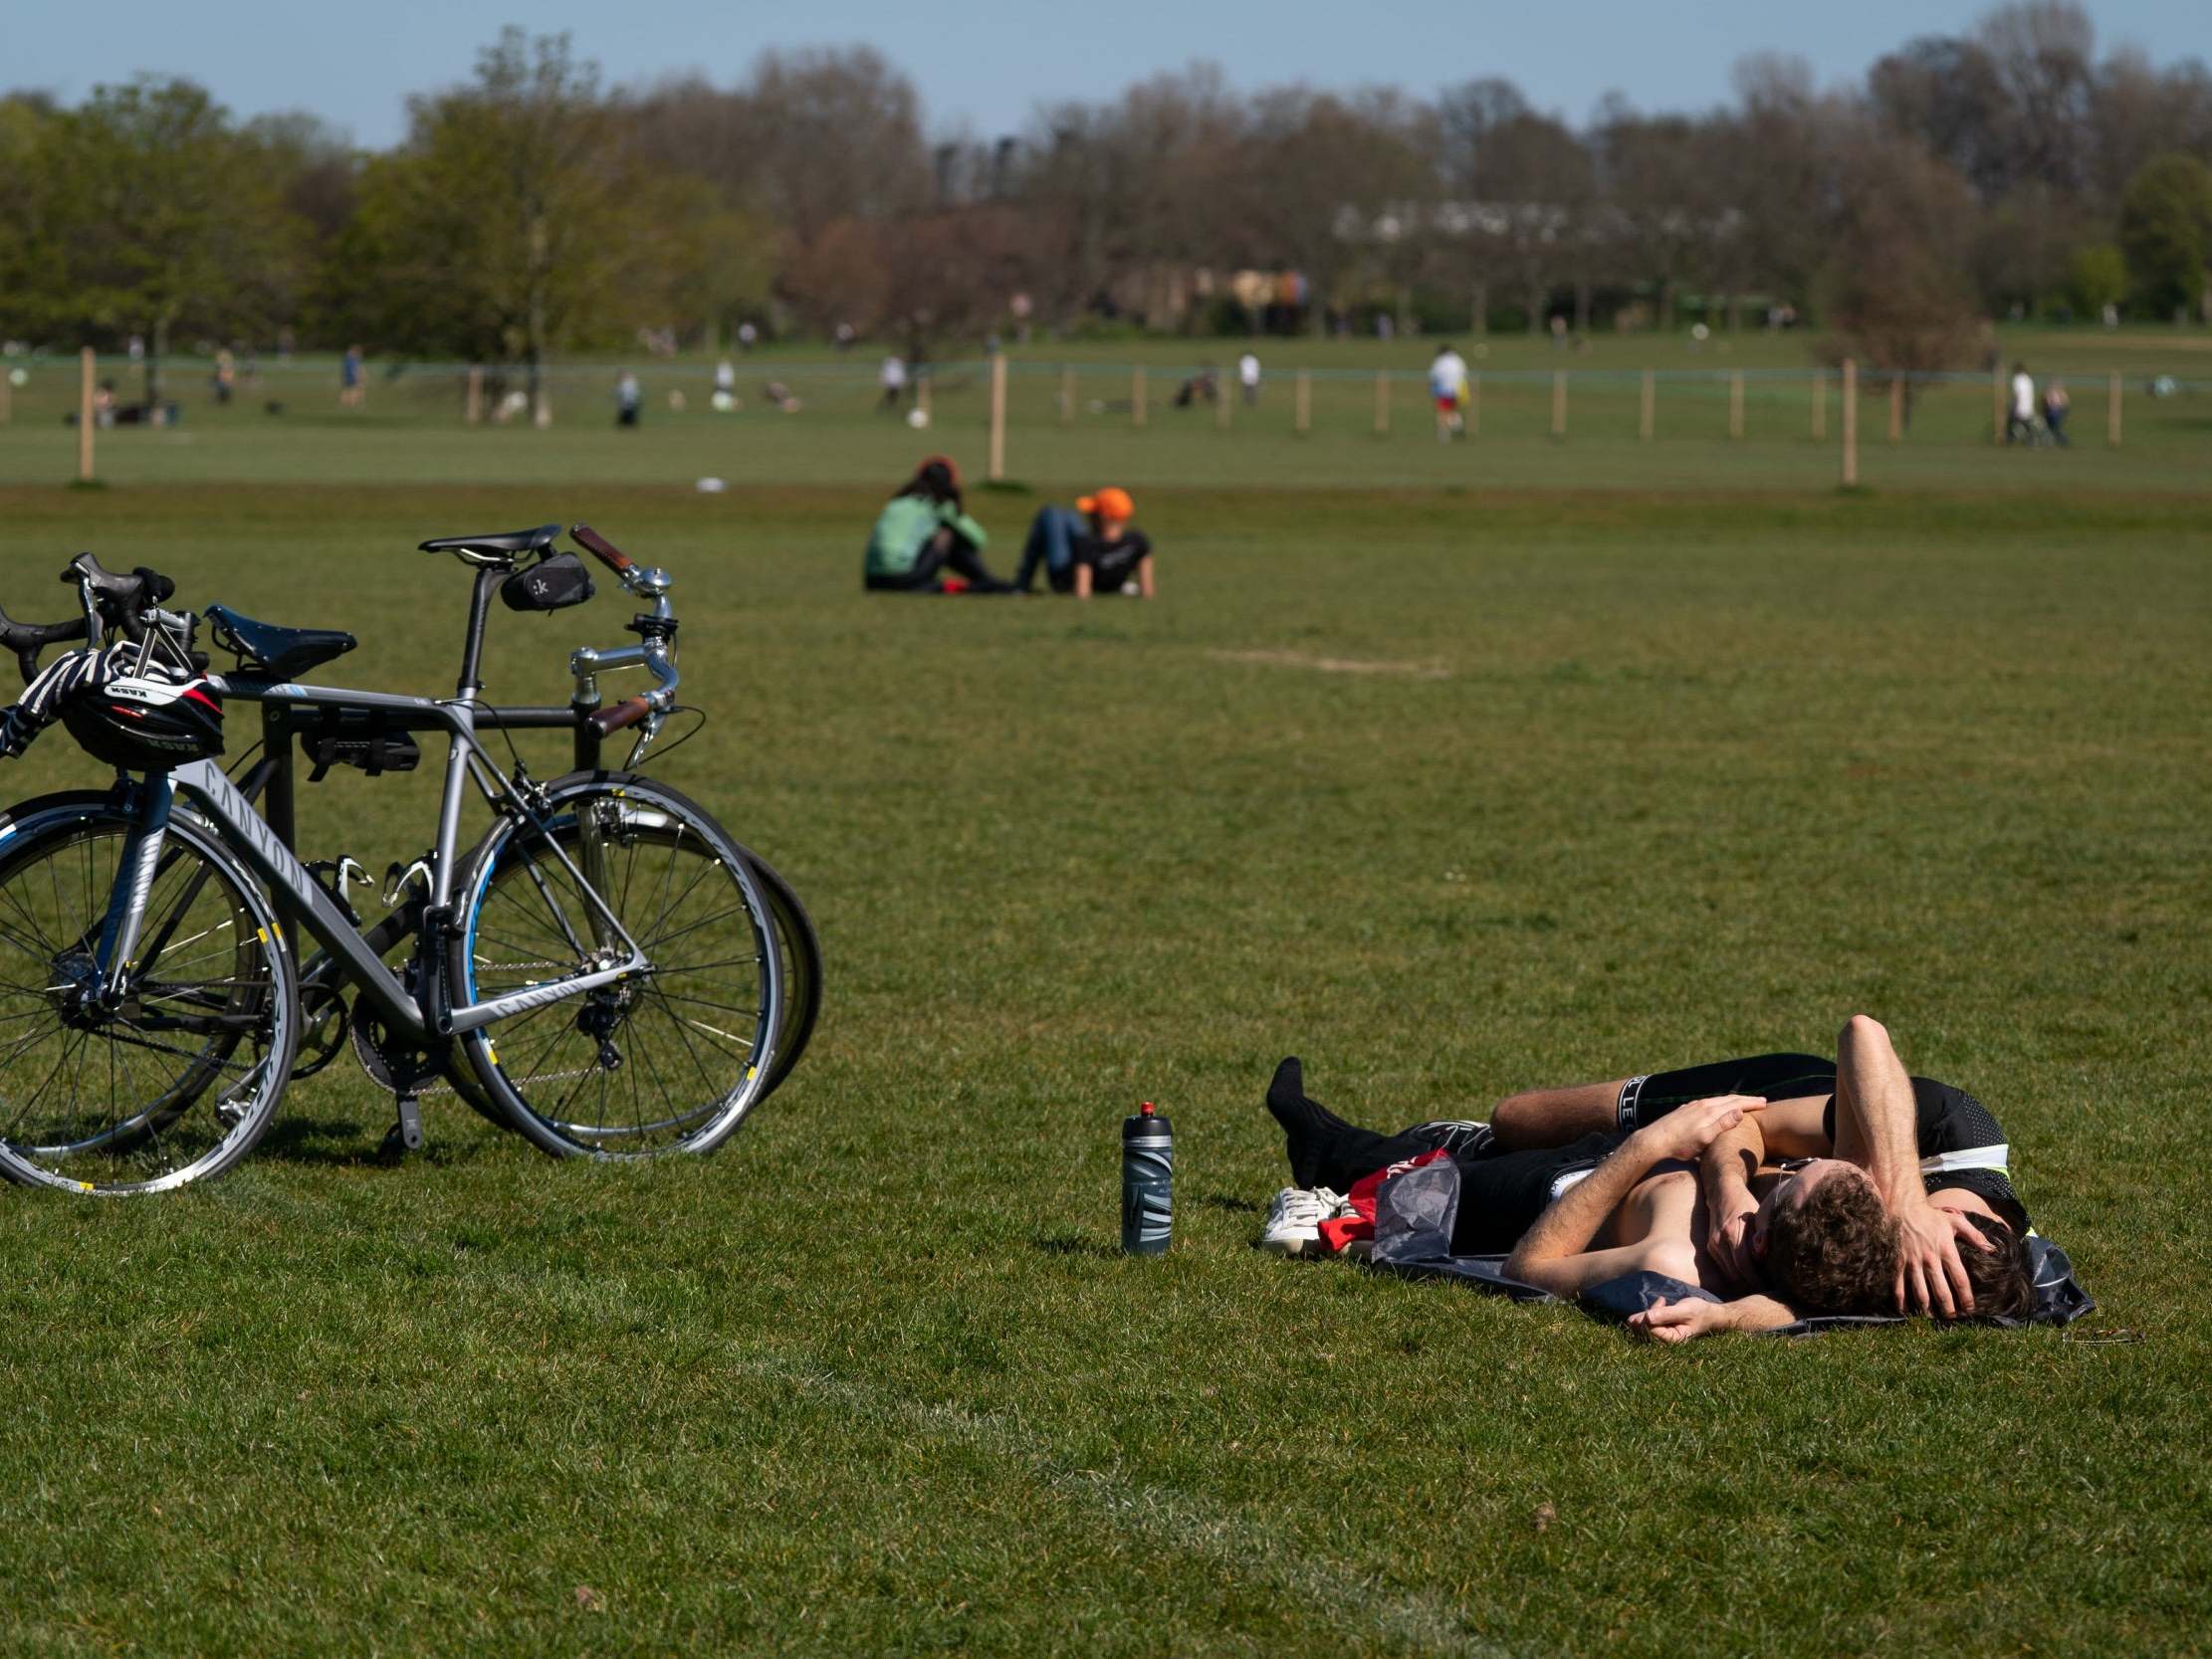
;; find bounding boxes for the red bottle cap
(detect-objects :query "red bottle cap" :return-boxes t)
[1140,1102,1156,1117]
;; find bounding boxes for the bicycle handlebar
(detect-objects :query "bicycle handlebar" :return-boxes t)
[0,607,90,684]
[568,523,634,578]
[0,555,181,684]
[586,696,655,737]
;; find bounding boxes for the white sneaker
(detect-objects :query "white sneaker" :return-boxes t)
[1258,1185,1352,1257]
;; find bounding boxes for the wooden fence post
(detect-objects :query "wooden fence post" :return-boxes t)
[1551,369,1567,439]
[1992,365,2005,443]
[1640,368,1655,441]
[1812,369,1826,440]
[464,366,483,425]
[1132,365,1146,428]
[1373,369,1390,434]
[1888,375,1903,442]
[917,372,933,423]
[988,353,1006,482]
[1841,358,1859,487]
[1294,369,1310,434]
[1059,364,1074,425]
[2107,370,2121,448]
[78,347,96,483]
[1728,370,1745,440]
[0,365,11,426]
[1466,371,1480,437]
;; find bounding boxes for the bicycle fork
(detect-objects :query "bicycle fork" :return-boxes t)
[96,775,175,1001]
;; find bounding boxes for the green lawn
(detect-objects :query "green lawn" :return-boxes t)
[4,323,2208,494]
[0,479,2207,1656]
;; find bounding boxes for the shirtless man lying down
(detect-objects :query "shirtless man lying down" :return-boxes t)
[1264,1017,2034,1340]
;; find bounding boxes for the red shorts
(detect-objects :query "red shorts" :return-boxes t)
[1435,394,1460,413]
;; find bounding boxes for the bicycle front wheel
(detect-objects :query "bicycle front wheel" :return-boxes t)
[0,797,297,1194]
[450,774,781,1157]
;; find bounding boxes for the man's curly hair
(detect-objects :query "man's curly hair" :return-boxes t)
[1953,1218,2036,1323]
[1767,1171,1899,1316]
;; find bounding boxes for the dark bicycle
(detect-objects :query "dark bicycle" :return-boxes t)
[0,523,820,1193]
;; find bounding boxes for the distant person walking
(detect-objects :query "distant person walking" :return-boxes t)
[615,370,642,428]
[1237,351,1262,407]
[2006,362,2036,444]
[338,344,364,408]
[880,354,908,411]
[1430,343,1469,441]
[863,457,1015,594]
[2042,379,2071,448]
[1011,488,1155,598]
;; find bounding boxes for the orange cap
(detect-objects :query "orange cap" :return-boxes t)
[1076,487,1134,522]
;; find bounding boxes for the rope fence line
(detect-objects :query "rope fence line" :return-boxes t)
[14,347,2204,486]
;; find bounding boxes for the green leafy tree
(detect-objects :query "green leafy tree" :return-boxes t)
[327,29,730,399]
[2117,152,2212,317]
[5,80,302,403]
[2067,243,2127,316]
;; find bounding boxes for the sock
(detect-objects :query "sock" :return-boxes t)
[1266,1057,1414,1191]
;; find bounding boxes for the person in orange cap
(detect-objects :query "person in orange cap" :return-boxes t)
[1011,487,1154,598]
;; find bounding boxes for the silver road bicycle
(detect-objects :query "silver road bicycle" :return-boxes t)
[0,523,819,1193]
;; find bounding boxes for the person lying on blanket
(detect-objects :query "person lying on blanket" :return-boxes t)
[1265,1016,2034,1340]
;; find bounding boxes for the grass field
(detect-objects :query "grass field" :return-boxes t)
[0,470,2208,1655]
[4,324,2208,494]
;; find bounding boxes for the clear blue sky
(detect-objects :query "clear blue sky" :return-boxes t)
[6,0,2207,145]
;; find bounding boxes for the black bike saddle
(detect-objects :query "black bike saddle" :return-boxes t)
[418,524,561,558]
[203,604,358,680]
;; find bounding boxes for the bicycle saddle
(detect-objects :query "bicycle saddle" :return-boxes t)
[203,604,358,680]
[417,524,561,560]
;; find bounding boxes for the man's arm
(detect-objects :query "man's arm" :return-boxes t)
[1833,1014,1989,1317]
[1698,1113,1766,1289]
[1136,554,1155,599]
[1073,561,1093,599]
[1629,1295,1800,1345]
[1504,1096,1762,1295]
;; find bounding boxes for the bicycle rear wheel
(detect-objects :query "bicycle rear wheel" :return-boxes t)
[0,797,296,1193]
[729,842,821,1104]
[451,774,781,1157]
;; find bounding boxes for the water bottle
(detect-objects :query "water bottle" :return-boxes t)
[1121,1101,1174,1255]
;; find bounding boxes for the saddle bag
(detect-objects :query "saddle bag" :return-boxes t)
[500,552,596,613]
[305,707,420,782]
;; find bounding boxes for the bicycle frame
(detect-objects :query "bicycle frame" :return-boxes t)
[54,540,681,1050]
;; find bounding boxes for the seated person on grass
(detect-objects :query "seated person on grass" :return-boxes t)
[1264,1016,2033,1340]
[1011,487,1155,598]
[862,457,1015,594]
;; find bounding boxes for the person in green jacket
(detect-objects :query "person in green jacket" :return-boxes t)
[862,457,1015,593]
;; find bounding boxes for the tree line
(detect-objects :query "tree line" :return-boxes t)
[2,4,2209,397]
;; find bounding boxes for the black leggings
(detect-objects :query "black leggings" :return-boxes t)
[864,532,1014,593]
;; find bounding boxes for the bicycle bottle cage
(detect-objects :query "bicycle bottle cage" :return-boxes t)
[500,551,596,613]
[304,706,420,782]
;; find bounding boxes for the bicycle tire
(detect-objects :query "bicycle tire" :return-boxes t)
[0,794,298,1194]
[730,843,821,1103]
[449,772,782,1158]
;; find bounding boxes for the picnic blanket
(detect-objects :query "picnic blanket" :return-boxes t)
[1361,1154,2095,1336]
